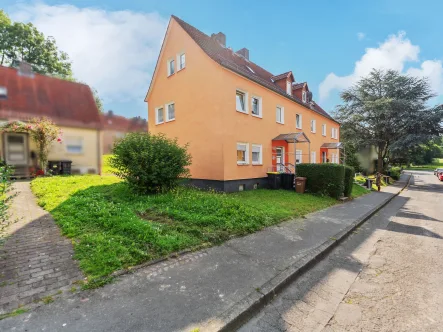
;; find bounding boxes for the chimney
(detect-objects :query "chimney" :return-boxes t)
[107,110,114,117]
[18,62,34,78]
[236,48,249,60]
[211,32,226,47]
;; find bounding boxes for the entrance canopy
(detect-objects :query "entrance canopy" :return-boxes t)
[320,142,343,149]
[272,132,310,143]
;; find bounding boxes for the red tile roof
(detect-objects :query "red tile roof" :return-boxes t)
[0,66,101,129]
[292,82,305,90]
[171,15,337,123]
[101,112,147,132]
[270,71,293,82]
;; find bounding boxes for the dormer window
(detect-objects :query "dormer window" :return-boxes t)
[0,87,7,100]
[302,91,307,103]
[286,81,291,95]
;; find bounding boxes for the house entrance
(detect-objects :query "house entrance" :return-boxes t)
[4,133,28,166]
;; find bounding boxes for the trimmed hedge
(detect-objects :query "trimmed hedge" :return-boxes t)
[296,164,345,199]
[390,166,401,180]
[343,166,355,198]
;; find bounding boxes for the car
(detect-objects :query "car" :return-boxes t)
[438,172,443,181]
[435,168,443,176]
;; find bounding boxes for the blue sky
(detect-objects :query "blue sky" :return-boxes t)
[3,0,443,119]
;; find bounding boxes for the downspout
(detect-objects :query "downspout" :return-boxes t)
[97,128,101,175]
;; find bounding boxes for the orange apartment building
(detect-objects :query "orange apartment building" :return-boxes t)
[146,15,341,192]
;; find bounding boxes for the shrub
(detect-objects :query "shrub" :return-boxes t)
[110,133,192,193]
[390,166,401,180]
[296,163,345,199]
[343,166,355,198]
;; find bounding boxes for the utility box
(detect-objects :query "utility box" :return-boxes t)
[295,177,307,193]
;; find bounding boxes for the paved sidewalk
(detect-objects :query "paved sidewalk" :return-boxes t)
[0,176,409,331]
[0,181,83,314]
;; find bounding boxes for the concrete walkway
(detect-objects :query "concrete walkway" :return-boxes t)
[0,176,409,331]
[0,181,83,314]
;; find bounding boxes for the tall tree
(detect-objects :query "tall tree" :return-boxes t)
[0,10,72,77]
[335,69,443,172]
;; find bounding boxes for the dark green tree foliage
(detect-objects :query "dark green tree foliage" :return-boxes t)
[343,143,362,172]
[335,69,443,172]
[296,164,345,199]
[343,166,355,198]
[110,133,192,193]
[0,10,72,77]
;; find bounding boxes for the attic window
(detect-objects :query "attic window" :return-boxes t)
[0,87,7,100]
[246,66,255,74]
[286,81,292,95]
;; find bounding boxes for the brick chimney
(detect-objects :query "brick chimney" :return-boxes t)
[236,48,249,60]
[211,32,226,47]
[18,61,34,78]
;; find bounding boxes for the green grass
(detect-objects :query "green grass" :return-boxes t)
[351,183,370,198]
[404,158,443,171]
[0,308,28,320]
[31,175,338,283]
[101,154,116,175]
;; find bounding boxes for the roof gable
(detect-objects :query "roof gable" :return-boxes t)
[0,66,101,129]
[170,15,336,123]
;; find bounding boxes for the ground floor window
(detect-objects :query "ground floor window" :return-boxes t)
[296,150,303,164]
[66,137,84,154]
[252,144,262,165]
[311,151,316,163]
[237,143,249,165]
[322,151,327,163]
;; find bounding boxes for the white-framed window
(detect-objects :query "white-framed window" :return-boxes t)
[296,150,303,164]
[155,106,164,124]
[276,106,284,124]
[331,127,335,138]
[322,151,327,163]
[237,143,249,165]
[335,128,339,139]
[310,119,316,133]
[302,91,307,103]
[331,153,339,164]
[166,102,175,121]
[251,96,262,118]
[296,114,302,129]
[251,144,263,165]
[66,137,83,154]
[167,58,175,76]
[178,52,186,70]
[322,124,326,136]
[236,90,248,113]
[311,151,316,163]
[286,81,292,95]
[331,127,338,139]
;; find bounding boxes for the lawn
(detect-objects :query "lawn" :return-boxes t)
[351,183,370,198]
[31,175,340,283]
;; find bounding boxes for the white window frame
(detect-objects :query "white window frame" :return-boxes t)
[302,91,307,103]
[311,151,316,164]
[237,142,249,165]
[276,106,284,124]
[167,58,175,76]
[331,127,335,139]
[251,144,263,165]
[155,106,164,125]
[65,136,84,154]
[322,124,326,136]
[236,89,248,114]
[335,128,339,139]
[165,102,175,122]
[251,95,262,118]
[296,113,302,129]
[311,119,316,133]
[177,52,186,71]
[286,81,292,95]
[296,150,303,164]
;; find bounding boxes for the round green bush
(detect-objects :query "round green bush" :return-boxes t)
[110,133,192,193]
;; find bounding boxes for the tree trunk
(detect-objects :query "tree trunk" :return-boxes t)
[377,142,384,173]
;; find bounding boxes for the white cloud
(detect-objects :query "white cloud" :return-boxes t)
[10,3,168,105]
[319,32,443,100]
[357,32,365,40]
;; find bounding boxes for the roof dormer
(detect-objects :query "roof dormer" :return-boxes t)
[270,71,295,96]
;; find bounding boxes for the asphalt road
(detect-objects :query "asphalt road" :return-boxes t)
[240,171,443,332]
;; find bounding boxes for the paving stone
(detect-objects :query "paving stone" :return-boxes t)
[0,181,84,313]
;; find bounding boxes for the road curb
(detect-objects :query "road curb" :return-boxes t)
[204,174,413,332]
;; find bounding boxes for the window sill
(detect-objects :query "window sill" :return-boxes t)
[166,118,176,123]
[156,121,164,125]
[311,131,316,134]
[252,163,263,166]
[167,73,175,78]
[251,113,262,119]
[237,162,249,166]
[276,121,284,125]
[236,109,248,115]
[177,67,186,72]
[296,126,302,130]
[66,152,84,155]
